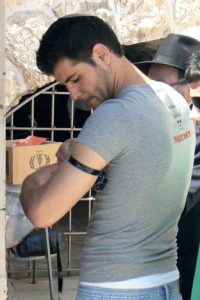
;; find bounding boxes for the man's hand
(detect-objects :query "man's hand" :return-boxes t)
[56,139,75,163]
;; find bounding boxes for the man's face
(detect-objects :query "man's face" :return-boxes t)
[53,57,114,110]
[190,105,200,122]
[189,81,200,122]
[148,64,180,86]
[148,63,190,102]
[190,81,200,98]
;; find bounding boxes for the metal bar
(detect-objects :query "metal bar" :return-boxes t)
[6,127,82,131]
[5,82,58,118]
[45,228,55,300]
[51,86,55,141]
[63,232,88,236]
[70,99,75,139]
[31,260,36,284]
[67,209,72,270]
[11,114,14,140]
[31,97,35,136]
[43,91,69,95]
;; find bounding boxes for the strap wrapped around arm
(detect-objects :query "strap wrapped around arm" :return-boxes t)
[68,156,101,176]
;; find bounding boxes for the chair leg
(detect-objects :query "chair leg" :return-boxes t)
[6,250,11,278]
[45,228,55,300]
[31,260,36,284]
[27,260,31,277]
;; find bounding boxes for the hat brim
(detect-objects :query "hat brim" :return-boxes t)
[135,60,185,71]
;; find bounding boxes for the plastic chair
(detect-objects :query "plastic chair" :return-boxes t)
[8,228,57,300]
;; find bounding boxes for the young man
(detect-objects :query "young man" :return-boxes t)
[20,16,195,300]
[137,35,200,300]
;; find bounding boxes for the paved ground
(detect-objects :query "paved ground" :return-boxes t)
[7,227,82,300]
[8,276,79,300]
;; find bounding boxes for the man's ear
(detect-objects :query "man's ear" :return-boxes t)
[92,43,111,65]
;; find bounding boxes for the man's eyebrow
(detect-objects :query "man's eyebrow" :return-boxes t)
[64,73,76,84]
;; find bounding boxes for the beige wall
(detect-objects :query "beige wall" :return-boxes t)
[0,0,7,299]
[5,0,200,112]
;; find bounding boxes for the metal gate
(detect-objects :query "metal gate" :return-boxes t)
[6,81,94,274]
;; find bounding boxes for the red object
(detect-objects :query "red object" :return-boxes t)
[15,136,47,146]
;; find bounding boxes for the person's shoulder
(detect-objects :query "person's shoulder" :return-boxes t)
[151,80,188,106]
[94,98,124,113]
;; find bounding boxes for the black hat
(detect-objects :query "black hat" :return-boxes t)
[136,33,200,72]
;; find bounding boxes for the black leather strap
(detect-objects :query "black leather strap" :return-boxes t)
[68,156,101,176]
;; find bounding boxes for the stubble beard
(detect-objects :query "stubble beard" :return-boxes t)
[94,68,114,107]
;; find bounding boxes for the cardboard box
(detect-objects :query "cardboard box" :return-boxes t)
[6,140,62,185]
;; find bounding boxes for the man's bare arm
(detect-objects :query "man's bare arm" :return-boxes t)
[20,142,107,228]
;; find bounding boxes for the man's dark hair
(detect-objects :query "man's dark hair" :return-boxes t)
[185,50,200,83]
[36,15,123,75]
[177,69,185,80]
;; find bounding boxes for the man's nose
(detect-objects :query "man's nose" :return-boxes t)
[67,85,82,101]
[190,105,200,122]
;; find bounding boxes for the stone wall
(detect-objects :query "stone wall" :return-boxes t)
[5,0,200,112]
[1,2,6,298]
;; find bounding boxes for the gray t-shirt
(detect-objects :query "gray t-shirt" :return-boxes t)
[77,81,195,283]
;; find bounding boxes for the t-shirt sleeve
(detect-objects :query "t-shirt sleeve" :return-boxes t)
[76,100,130,163]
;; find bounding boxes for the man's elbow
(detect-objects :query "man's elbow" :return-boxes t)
[25,208,55,228]
[20,203,41,228]
[21,196,54,228]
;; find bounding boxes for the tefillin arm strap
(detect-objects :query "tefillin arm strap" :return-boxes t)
[68,156,101,176]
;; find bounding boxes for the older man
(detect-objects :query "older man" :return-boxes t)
[136,33,200,102]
